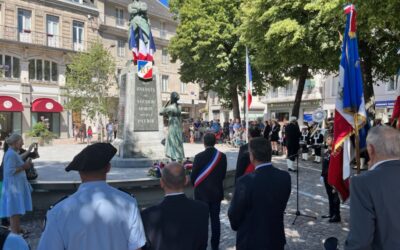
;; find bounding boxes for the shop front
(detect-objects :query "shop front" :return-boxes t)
[31,98,63,137]
[0,96,24,139]
[375,100,396,123]
[267,100,321,124]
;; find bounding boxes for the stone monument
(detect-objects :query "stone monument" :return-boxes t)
[111,0,165,168]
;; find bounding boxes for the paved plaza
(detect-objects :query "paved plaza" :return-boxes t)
[8,140,350,249]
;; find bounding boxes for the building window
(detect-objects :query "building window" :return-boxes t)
[160,22,166,39]
[162,48,168,64]
[305,79,315,93]
[387,77,397,92]
[117,40,125,57]
[0,54,20,79]
[116,8,124,27]
[285,83,293,96]
[17,9,32,43]
[29,59,58,82]
[331,76,339,96]
[180,82,186,94]
[161,75,169,92]
[47,15,60,48]
[73,21,84,51]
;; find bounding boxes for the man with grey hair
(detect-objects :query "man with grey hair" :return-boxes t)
[345,125,400,250]
[141,163,209,250]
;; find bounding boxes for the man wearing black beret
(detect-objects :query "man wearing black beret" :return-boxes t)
[38,143,146,250]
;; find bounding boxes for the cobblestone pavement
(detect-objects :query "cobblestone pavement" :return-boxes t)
[17,144,350,250]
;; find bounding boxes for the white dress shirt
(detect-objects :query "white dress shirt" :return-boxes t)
[37,181,146,250]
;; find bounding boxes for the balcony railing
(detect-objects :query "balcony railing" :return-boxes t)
[0,25,92,52]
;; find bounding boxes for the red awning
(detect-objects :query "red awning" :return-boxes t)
[31,98,63,113]
[0,96,24,112]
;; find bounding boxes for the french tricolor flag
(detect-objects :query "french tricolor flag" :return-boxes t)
[129,26,138,62]
[129,27,156,63]
[328,4,367,202]
[246,48,253,109]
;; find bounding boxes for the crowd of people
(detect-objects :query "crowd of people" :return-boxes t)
[73,120,118,144]
[0,118,399,249]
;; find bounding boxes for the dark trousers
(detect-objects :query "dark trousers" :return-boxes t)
[207,201,221,250]
[323,177,340,216]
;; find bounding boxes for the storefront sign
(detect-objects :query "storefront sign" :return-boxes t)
[375,100,395,108]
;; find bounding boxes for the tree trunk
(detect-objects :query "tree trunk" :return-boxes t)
[359,40,375,119]
[291,65,309,119]
[231,85,241,120]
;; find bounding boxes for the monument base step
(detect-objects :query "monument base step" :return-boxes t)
[111,156,168,168]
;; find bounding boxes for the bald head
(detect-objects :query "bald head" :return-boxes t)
[161,162,186,190]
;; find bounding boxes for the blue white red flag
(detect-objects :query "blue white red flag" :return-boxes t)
[328,4,367,202]
[129,26,138,62]
[138,29,148,61]
[246,48,253,109]
[137,60,153,80]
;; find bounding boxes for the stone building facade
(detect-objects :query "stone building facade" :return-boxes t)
[0,0,204,139]
[0,0,99,139]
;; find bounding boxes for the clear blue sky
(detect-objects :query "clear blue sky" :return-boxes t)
[159,0,169,7]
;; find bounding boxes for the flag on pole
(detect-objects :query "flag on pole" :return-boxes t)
[390,69,400,129]
[129,26,138,62]
[246,48,253,109]
[328,4,367,202]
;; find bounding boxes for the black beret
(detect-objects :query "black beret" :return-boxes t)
[65,143,117,172]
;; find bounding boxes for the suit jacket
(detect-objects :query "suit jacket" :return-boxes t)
[228,164,291,250]
[141,194,209,250]
[345,160,400,250]
[190,147,227,202]
[235,143,250,182]
[263,125,271,139]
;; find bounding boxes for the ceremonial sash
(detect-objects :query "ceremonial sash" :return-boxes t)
[244,163,255,174]
[194,150,222,187]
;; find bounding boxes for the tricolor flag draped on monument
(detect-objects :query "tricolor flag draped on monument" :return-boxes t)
[129,26,156,80]
[328,4,367,202]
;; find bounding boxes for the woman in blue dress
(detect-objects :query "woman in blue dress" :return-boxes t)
[0,134,33,234]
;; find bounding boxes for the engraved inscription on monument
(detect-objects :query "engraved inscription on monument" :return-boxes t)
[134,76,159,131]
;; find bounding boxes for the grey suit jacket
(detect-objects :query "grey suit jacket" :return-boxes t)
[345,159,400,250]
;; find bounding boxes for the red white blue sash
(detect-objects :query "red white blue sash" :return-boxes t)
[194,150,222,187]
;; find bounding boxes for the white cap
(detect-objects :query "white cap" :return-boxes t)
[290,116,297,122]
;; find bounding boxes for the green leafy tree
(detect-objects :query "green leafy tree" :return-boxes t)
[307,0,400,114]
[65,41,116,122]
[240,0,341,118]
[169,0,268,120]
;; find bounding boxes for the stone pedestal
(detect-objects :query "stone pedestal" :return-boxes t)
[111,64,165,168]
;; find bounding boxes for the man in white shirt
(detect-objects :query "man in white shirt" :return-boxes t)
[345,126,400,250]
[37,143,146,250]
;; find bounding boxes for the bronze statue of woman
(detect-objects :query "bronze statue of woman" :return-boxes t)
[160,92,185,162]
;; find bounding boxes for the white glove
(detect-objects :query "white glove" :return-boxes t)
[320,176,324,185]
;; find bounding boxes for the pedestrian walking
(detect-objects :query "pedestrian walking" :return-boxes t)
[87,126,93,145]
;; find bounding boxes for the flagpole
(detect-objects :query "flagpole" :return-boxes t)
[245,47,249,143]
[354,114,361,175]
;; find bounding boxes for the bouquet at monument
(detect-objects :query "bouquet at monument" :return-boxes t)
[183,158,193,176]
[148,161,165,178]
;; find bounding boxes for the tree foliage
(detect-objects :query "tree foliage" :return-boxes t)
[65,42,116,121]
[307,0,400,113]
[240,0,342,118]
[169,0,268,119]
